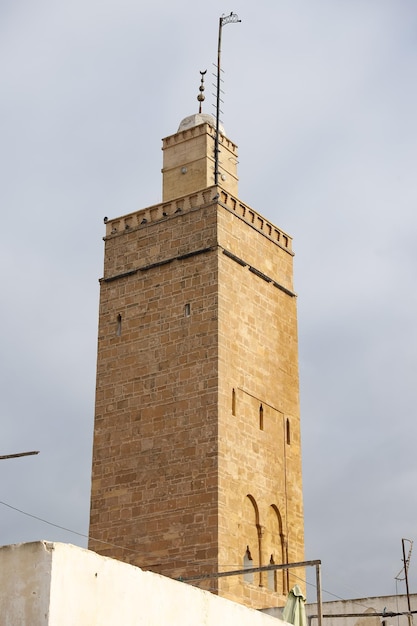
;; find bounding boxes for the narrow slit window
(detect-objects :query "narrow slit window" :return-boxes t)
[232,388,236,415]
[184,303,191,317]
[259,404,264,430]
[243,546,254,584]
[268,555,277,592]
[286,418,291,444]
[116,314,122,336]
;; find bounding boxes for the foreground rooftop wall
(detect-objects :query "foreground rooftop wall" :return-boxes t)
[0,541,285,626]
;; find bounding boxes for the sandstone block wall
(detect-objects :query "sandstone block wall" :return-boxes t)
[216,200,304,608]
[89,184,304,610]
[162,123,239,201]
[90,201,221,588]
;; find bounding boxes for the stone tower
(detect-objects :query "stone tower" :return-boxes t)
[89,112,304,610]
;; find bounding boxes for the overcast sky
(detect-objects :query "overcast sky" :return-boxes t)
[1,0,417,607]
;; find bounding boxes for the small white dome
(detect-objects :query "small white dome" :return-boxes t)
[177,113,225,134]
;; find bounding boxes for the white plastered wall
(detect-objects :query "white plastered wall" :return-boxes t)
[0,541,287,626]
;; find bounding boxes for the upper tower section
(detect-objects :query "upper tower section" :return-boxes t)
[161,114,239,202]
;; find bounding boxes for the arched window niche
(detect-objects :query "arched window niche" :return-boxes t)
[241,495,261,586]
[264,504,287,595]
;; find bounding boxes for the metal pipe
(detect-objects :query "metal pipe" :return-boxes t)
[0,451,39,460]
[179,558,320,582]
[308,610,417,624]
[402,538,413,626]
[316,562,323,626]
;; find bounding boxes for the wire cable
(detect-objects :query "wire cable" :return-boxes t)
[0,497,390,612]
[0,499,140,556]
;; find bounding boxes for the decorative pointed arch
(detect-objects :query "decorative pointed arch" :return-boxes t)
[246,494,260,525]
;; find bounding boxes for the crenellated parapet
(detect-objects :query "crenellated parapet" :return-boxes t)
[217,188,292,254]
[104,185,292,254]
[163,120,238,157]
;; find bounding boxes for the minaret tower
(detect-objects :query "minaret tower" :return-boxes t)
[89,75,304,610]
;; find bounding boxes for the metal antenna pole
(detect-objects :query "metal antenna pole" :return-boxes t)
[214,12,241,186]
